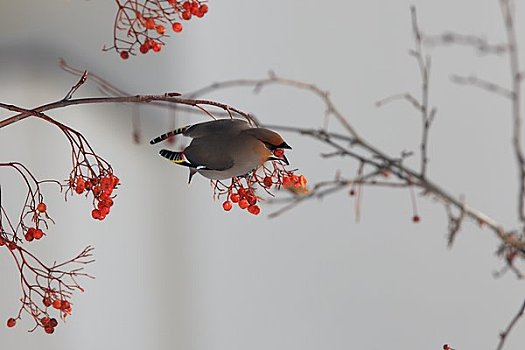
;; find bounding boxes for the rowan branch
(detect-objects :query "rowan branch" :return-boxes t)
[496,297,525,350]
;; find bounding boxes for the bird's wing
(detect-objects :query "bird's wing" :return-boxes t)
[183,137,235,171]
[183,119,250,138]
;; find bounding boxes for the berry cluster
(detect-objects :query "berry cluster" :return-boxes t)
[22,201,50,242]
[6,291,73,334]
[214,150,308,215]
[39,317,59,334]
[222,185,261,215]
[69,173,119,221]
[282,174,308,190]
[111,0,209,59]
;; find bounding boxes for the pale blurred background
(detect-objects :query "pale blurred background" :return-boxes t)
[0,1,524,349]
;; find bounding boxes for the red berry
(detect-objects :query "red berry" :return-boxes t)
[25,232,34,242]
[99,193,111,203]
[49,318,58,327]
[152,43,162,52]
[199,4,208,13]
[34,228,44,240]
[120,51,129,60]
[145,18,155,30]
[37,202,47,213]
[111,175,120,187]
[247,205,261,215]
[102,198,114,207]
[182,10,192,20]
[43,297,52,307]
[7,318,16,328]
[230,193,240,203]
[91,209,101,220]
[172,22,183,32]
[222,201,233,211]
[44,326,55,334]
[246,194,257,206]
[92,186,102,197]
[100,177,112,190]
[52,300,62,310]
[27,227,36,236]
[100,206,110,216]
[8,241,17,250]
[263,176,273,187]
[156,25,166,35]
[182,1,191,10]
[273,149,284,158]
[238,199,249,209]
[60,300,70,311]
[168,0,176,4]
[412,215,421,223]
[41,317,50,326]
[140,44,149,54]
[298,175,308,187]
[282,176,293,188]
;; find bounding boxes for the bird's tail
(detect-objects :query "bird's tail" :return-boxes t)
[150,126,190,145]
[159,149,188,164]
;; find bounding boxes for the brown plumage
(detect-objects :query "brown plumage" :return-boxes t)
[150,119,291,183]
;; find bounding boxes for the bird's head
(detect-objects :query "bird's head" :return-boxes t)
[244,127,292,165]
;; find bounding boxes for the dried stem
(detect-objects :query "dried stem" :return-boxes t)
[500,0,525,226]
[496,297,525,350]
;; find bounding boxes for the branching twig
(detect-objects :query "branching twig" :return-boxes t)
[496,297,525,350]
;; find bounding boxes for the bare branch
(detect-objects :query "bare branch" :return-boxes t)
[375,93,423,111]
[496,297,525,350]
[500,0,525,226]
[424,31,508,55]
[451,74,513,98]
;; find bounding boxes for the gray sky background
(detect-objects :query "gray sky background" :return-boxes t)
[0,1,524,349]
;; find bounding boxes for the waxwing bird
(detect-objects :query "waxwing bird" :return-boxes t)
[150,119,291,183]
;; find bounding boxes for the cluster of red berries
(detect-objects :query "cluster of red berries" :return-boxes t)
[0,237,17,251]
[24,226,45,242]
[24,201,48,242]
[282,174,308,189]
[43,296,72,316]
[70,173,119,221]
[118,1,208,59]
[7,314,58,334]
[222,186,261,215]
[39,316,59,334]
[174,0,209,20]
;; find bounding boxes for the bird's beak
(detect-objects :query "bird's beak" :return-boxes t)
[268,154,289,165]
[277,141,292,150]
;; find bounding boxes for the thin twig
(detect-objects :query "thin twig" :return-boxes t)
[496,297,525,350]
[451,74,513,98]
[424,31,508,55]
[500,0,525,225]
